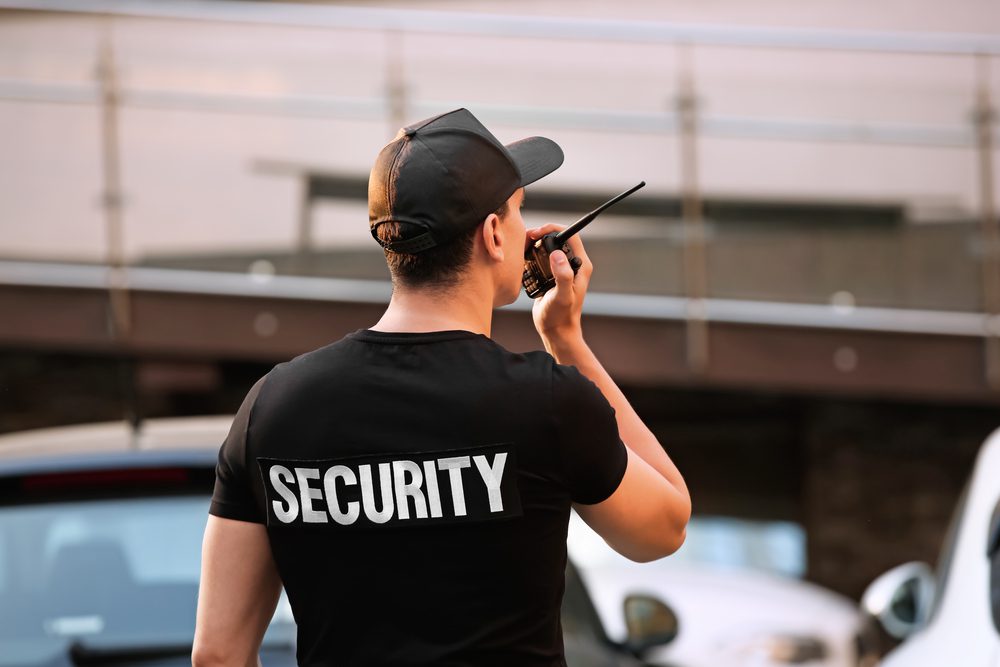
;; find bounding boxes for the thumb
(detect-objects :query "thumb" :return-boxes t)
[549,250,575,303]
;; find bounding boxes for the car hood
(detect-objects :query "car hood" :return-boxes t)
[579,563,862,667]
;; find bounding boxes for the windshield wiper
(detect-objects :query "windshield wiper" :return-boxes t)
[67,640,192,666]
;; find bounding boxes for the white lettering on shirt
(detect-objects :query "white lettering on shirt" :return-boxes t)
[422,459,443,518]
[323,465,360,525]
[437,456,471,517]
[392,460,428,520]
[269,465,299,523]
[473,453,507,513]
[295,467,327,524]
[360,462,395,524]
[261,447,517,527]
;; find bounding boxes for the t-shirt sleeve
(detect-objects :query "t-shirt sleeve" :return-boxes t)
[209,374,269,523]
[551,362,629,505]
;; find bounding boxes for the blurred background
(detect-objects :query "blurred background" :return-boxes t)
[1,1,999,666]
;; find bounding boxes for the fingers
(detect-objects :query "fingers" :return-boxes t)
[525,224,564,252]
[527,224,565,239]
[527,224,594,280]
[548,250,576,306]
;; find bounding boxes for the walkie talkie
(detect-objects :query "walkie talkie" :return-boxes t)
[522,181,646,298]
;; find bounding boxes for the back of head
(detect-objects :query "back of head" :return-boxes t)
[367,108,564,290]
[374,201,508,290]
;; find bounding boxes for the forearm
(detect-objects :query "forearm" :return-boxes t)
[528,226,690,557]
[543,331,689,501]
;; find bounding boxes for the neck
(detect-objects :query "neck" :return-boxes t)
[371,279,494,337]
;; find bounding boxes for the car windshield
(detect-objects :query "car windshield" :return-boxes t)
[0,494,295,666]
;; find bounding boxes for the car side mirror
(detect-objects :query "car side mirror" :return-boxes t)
[623,593,679,655]
[988,498,1000,633]
[860,561,935,640]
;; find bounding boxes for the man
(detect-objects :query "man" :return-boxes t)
[193,108,690,667]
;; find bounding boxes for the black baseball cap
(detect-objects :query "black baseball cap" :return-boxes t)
[369,108,564,253]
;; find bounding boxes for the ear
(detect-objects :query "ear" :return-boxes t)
[480,213,504,263]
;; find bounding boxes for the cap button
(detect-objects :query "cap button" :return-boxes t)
[403,127,418,137]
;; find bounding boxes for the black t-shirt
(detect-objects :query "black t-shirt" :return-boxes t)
[209,328,628,667]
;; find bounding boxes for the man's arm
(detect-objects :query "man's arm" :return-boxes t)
[192,515,283,667]
[529,225,692,562]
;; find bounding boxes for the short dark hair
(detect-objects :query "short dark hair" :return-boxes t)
[377,199,509,289]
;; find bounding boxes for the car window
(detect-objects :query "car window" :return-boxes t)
[40,498,205,583]
[0,494,294,666]
[0,529,7,595]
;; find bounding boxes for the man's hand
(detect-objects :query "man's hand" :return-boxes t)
[528,224,594,345]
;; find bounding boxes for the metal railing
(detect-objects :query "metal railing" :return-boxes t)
[0,258,989,338]
[1,0,998,385]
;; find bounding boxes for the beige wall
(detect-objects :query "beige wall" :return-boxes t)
[0,1,997,266]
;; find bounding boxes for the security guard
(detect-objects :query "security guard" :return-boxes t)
[194,108,691,667]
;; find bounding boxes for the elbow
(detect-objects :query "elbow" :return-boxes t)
[192,642,254,667]
[191,631,216,667]
[656,484,691,558]
[621,532,683,563]
[629,489,692,563]
[191,647,218,667]
[672,487,692,550]
[629,524,686,563]
[662,523,687,557]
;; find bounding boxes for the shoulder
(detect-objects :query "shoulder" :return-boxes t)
[548,360,612,415]
[258,332,362,385]
[284,332,361,367]
[496,344,557,371]
[476,338,561,381]
[481,342,607,414]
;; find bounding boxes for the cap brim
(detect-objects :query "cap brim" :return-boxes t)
[506,136,564,187]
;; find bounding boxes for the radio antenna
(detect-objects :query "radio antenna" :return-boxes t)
[554,181,646,244]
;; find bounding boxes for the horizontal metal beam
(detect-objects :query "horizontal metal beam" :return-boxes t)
[3,0,1000,56]
[0,260,990,338]
[0,79,982,149]
[0,277,995,404]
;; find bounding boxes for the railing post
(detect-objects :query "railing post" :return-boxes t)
[677,43,710,374]
[97,16,140,438]
[385,29,407,134]
[974,54,1000,390]
[293,176,314,271]
[98,19,129,340]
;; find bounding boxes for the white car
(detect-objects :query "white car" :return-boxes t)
[568,512,879,667]
[861,426,1000,666]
